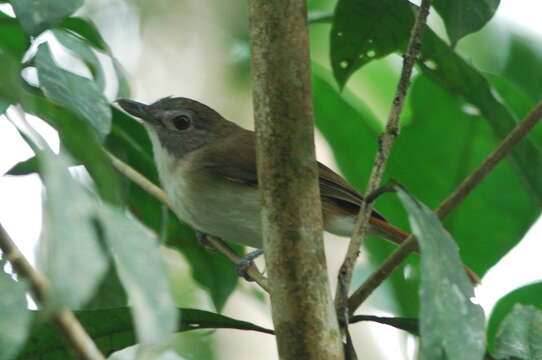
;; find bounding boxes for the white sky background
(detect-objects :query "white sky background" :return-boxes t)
[0,1,542,359]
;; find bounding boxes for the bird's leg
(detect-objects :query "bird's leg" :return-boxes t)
[236,248,265,281]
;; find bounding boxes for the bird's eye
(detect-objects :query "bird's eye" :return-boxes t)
[171,115,191,131]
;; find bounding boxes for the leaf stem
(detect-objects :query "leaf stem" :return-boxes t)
[0,224,106,360]
[105,151,269,292]
[348,98,542,315]
[334,0,432,326]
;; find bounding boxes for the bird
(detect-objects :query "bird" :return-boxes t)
[117,96,409,248]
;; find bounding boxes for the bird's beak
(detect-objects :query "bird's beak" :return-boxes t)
[116,99,150,121]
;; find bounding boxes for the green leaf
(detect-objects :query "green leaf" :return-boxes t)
[166,220,241,313]
[420,31,542,207]
[36,150,108,310]
[53,29,106,92]
[503,33,542,101]
[18,307,272,359]
[97,205,177,344]
[0,267,31,360]
[10,0,83,36]
[350,315,419,335]
[395,186,486,360]
[83,263,128,310]
[58,16,131,98]
[19,93,122,205]
[35,42,112,141]
[0,96,9,115]
[330,0,414,88]
[328,0,542,205]
[60,16,109,52]
[6,156,39,175]
[433,0,500,46]
[0,13,29,59]
[492,304,542,360]
[487,282,542,351]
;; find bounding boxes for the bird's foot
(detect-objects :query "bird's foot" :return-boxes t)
[236,248,265,281]
[196,231,216,252]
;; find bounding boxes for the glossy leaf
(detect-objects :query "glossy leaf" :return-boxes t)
[0,267,31,360]
[330,0,414,88]
[10,0,83,36]
[18,307,272,359]
[36,150,108,310]
[492,304,542,360]
[35,43,112,141]
[395,186,485,360]
[53,29,106,91]
[433,0,500,45]
[487,282,542,351]
[97,205,177,344]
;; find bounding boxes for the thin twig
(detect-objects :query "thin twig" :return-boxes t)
[0,224,106,360]
[105,151,269,292]
[334,0,432,325]
[348,98,542,315]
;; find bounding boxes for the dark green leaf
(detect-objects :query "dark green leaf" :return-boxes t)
[420,31,542,207]
[0,96,9,115]
[350,315,419,335]
[6,156,39,175]
[166,220,241,313]
[35,43,111,141]
[35,150,108,310]
[59,16,109,52]
[487,282,542,351]
[395,186,485,360]
[0,267,31,360]
[503,33,542,101]
[10,0,83,36]
[330,0,414,88]
[53,29,106,91]
[97,205,177,344]
[19,307,272,359]
[433,0,500,46]
[0,14,29,59]
[492,304,542,360]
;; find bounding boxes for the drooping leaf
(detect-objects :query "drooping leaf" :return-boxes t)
[492,304,542,360]
[58,16,132,98]
[487,282,542,351]
[0,266,31,360]
[432,0,500,46]
[10,0,83,36]
[53,29,106,91]
[35,42,112,141]
[36,150,108,310]
[395,186,486,360]
[18,307,272,359]
[59,16,109,52]
[330,0,414,88]
[97,205,177,344]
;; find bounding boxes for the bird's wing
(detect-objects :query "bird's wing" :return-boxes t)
[195,129,386,221]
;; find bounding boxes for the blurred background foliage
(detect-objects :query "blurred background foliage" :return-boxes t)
[1,0,542,359]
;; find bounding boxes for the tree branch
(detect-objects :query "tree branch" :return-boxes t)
[335,0,432,325]
[247,0,343,358]
[348,98,542,315]
[0,224,106,360]
[105,151,269,291]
